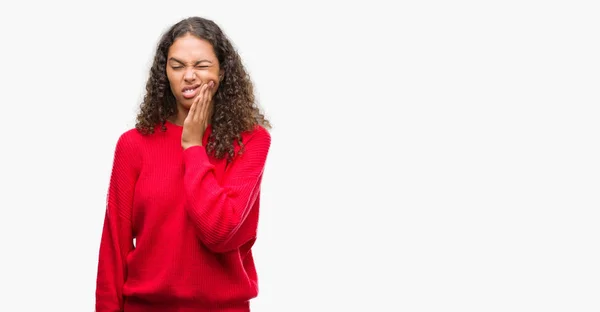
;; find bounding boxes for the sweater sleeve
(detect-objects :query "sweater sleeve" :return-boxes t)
[183,127,271,253]
[95,133,139,312]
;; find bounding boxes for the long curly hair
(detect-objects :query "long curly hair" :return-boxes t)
[135,16,270,162]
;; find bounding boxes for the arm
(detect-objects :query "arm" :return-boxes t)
[183,127,271,253]
[95,133,139,312]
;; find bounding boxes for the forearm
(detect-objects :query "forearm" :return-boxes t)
[183,146,262,252]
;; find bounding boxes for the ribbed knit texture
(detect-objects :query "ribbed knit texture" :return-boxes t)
[95,121,271,312]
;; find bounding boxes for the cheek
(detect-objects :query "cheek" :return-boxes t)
[166,71,179,91]
[197,73,221,96]
[197,71,219,84]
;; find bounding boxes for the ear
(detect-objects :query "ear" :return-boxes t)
[219,72,224,82]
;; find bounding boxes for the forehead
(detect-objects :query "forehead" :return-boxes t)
[167,34,216,61]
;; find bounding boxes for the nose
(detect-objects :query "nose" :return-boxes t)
[184,68,196,82]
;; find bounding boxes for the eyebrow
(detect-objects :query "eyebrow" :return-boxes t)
[168,57,212,65]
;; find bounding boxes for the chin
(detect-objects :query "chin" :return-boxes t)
[177,97,193,109]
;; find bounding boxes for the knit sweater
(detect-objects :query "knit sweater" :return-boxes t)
[95,120,271,312]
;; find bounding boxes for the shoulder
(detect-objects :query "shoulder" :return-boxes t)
[116,127,143,147]
[232,124,271,159]
[243,124,271,145]
[113,128,144,163]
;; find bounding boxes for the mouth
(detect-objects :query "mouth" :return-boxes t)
[182,84,201,99]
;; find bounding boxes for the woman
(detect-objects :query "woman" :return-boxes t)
[95,16,271,312]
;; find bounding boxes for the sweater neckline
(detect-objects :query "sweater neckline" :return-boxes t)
[163,120,213,144]
[165,119,183,129]
[164,120,212,131]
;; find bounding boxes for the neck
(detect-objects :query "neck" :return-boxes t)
[169,103,213,126]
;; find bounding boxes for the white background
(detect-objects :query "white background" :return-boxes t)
[0,1,599,311]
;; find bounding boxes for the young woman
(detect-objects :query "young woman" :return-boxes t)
[95,16,271,312]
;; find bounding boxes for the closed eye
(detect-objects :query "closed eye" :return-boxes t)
[170,66,208,70]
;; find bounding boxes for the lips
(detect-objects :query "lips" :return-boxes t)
[182,84,200,99]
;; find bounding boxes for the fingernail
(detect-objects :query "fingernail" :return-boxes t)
[209,81,214,88]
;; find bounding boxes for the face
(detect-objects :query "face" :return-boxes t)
[166,33,221,110]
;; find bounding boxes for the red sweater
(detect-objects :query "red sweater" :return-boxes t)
[95,121,271,312]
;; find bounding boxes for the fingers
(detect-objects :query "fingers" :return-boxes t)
[194,83,209,121]
[201,82,213,116]
[188,81,215,125]
[200,82,216,120]
[206,81,215,103]
[189,84,203,116]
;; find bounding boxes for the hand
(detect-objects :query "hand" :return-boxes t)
[182,81,214,150]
